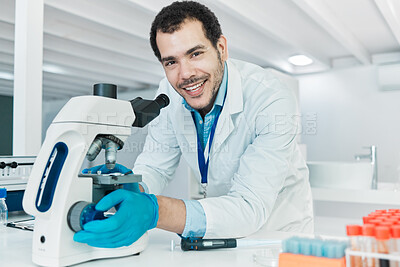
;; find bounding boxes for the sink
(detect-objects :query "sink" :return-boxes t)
[307,161,373,190]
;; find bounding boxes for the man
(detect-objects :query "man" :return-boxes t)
[74,1,313,248]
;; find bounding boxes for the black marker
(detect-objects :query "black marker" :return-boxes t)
[178,238,281,251]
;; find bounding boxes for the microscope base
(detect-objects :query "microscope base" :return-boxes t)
[32,232,148,267]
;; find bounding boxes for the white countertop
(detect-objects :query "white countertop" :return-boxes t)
[311,183,400,205]
[0,215,288,267]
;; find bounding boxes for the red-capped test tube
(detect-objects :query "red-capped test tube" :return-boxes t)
[391,225,400,267]
[362,224,377,267]
[347,225,362,267]
[376,226,391,267]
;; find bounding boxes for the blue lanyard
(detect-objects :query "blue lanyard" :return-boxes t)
[191,91,227,185]
[191,111,222,184]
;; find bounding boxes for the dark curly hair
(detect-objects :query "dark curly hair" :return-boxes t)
[150,1,222,62]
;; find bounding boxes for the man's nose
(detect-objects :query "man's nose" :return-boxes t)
[179,59,196,80]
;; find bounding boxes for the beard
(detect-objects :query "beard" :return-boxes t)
[197,51,225,115]
[178,51,224,90]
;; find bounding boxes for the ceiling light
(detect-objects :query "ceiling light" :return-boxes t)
[43,64,65,74]
[288,55,313,66]
[0,72,14,80]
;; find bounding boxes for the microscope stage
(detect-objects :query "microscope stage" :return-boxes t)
[78,173,142,185]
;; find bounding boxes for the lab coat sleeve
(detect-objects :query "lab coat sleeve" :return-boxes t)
[133,93,182,195]
[199,90,302,238]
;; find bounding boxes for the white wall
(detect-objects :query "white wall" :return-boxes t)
[298,65,400,182]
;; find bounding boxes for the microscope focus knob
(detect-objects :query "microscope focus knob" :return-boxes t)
[67,201,106,232]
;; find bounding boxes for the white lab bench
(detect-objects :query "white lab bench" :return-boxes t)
[311,183,400,237]
[0,213,290,267]
[312,184,400,226]
[7,183,394,266]
[312,184,400,206]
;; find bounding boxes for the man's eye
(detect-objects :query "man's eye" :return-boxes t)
[192,51,202,57]
[165,61,175,67]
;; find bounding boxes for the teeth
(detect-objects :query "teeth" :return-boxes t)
[185,81,205,91]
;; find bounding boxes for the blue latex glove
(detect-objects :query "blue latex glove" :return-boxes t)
[73,189,159,248]
[82,163,140,192]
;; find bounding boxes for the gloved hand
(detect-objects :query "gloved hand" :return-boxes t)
[73,189,159,248]
[82,163,131,175]
[82,163,140,192]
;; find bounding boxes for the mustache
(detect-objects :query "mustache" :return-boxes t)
[178,76,208,89]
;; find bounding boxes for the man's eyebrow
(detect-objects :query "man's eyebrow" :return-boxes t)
[160,45,207,63]
[185,45,207,55]
[161,56,176,63]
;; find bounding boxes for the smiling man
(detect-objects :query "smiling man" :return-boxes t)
[156,19,227,117]
[74,1,313,248]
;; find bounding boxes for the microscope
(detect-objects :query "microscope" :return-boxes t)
[22,84,169,267]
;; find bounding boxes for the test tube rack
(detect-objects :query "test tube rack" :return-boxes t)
[279,252,346,267]
[0,156,35,191]
[345,248,400,267]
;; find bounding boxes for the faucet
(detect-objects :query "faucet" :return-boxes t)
[354,145,378,190]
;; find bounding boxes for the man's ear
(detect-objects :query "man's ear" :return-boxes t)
[217,35,228,61]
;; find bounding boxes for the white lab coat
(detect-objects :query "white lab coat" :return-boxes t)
[133,59,314,238]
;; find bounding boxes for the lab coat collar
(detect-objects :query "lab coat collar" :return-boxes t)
[225,59,243,115]
[211,59,243,153]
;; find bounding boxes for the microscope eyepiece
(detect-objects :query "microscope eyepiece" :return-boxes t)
[130,94,170,128]
[154,94,170,109]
